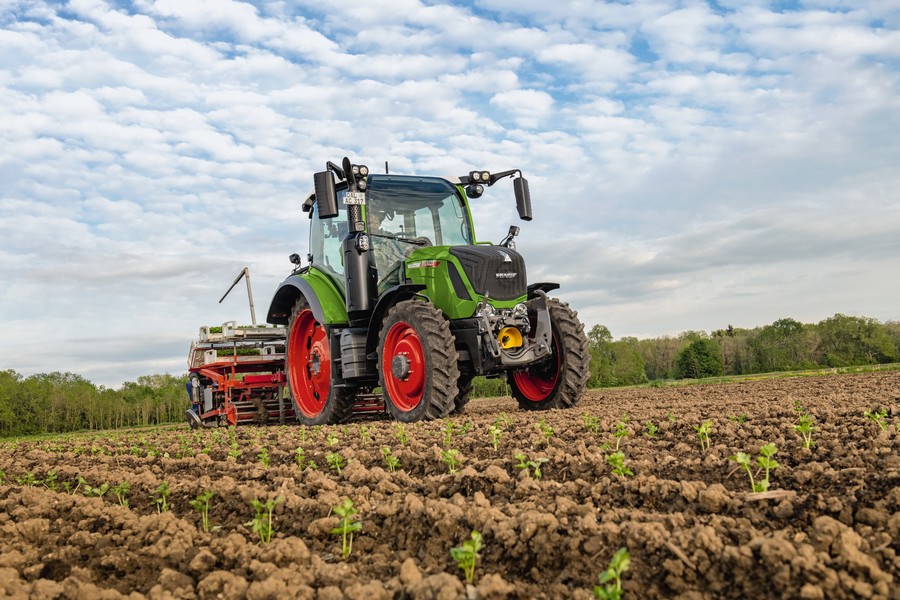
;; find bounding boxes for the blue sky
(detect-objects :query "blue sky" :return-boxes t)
[2,0,899,387]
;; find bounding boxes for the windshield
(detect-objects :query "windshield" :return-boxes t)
[365,175,472,246]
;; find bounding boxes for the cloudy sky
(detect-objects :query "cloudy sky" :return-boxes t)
[2,0,899,387]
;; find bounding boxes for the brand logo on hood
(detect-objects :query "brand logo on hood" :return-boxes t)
[496,272,517,279]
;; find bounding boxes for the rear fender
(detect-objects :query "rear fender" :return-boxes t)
[267,271,348,325]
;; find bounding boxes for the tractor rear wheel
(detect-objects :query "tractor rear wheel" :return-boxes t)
[509,297,589,411]
[378,300,459,422]
[286,298,354,425]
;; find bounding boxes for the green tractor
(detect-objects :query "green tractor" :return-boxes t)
[266,157,589,424]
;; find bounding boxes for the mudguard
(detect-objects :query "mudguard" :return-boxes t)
[364,283,427,354]
[266,270,348,326]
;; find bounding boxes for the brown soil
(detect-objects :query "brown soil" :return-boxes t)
[0,371,898,599]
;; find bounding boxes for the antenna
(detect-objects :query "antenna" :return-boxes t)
[219,266,257,325]
[385,161,389,174]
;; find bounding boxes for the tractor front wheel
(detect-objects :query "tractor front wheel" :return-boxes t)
[378,300,459,422]
[509,297,589,411]
[286,298,354,425]
[450,374,474,415]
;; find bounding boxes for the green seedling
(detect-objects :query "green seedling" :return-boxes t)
[326,452,346,475]
[227,433,241,459]
[381,446,401,472]
[727,414,748,424]
[359,425,371,443]
[582,413,601,434]
[441,449,461,474]
[666,412,677,422]
[246,496,284,544]
[695,420,713,452]
[330,498,362,560]
[514,452,549,479]
[294,446,308,469]
[442,422,457,447]
[594,547,631,600]
[864,408,889,431]
[643,421,658,437]
[757,443,779,490]
[794,413,816,449]
[394,423,409,446]
[451,530,484,585]
[257,447,270,468]
[606,451,633,477]
[154,482,171,513]
[64,476,87,495]
[487,424,503,451]
[461,421,474,435]
[494,413,512,428]
[326,432,339,447]
[111,481,130,507]
[17,471,39,487]
[730,443,779,492]
[84,482,110,497]
[612,422,629,450]
[0,468,4,484]
[190,490,216,533]
[536,418,554,446]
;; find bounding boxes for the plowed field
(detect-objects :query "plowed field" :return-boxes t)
[1,371,898,599]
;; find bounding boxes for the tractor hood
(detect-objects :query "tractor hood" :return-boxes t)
[447,245,526,301]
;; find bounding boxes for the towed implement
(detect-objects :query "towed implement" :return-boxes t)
[188,158,589,426]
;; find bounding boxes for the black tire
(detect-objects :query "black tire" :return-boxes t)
[378,300,459,422]
[286,297,354,425]
[509,297,589,411]
[451,374,474,415]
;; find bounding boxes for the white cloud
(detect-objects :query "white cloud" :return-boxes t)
[489,89,554,129]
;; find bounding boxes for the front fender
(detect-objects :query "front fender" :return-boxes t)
[364,284,427,354]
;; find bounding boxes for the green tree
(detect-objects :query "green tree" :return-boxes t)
[587,324,614,387]
[817,314,897,366]
[676,339,724,379]
[609,337,648,386]
[750,318,810,372]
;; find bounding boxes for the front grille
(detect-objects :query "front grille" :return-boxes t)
[449,245,527,301]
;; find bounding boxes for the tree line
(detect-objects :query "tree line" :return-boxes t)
[586,313,900,387]
[0,372,187,438]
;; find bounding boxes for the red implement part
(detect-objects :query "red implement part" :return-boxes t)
[190,355,293,425]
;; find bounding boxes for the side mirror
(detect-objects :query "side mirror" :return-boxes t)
[513,176,532,221]
[314,170,339,219]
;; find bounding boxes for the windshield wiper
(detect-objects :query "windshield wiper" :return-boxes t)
[369,233,428,246]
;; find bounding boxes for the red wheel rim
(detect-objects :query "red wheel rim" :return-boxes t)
[287,309,331,418]
[512,337,561,402]
[383,321,426,412]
